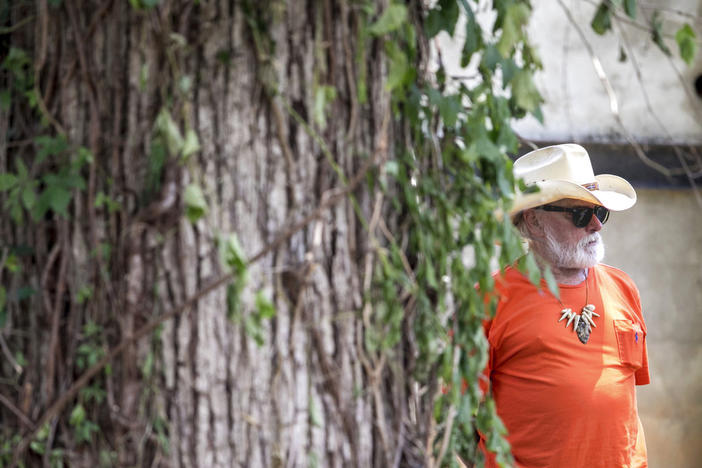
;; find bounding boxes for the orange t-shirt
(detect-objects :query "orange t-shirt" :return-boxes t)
[480,263,649,468]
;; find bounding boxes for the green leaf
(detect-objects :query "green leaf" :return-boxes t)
[651,11,671,56]
[497,3,530,57]
[221,233,247,274]
[184,183,208,223]
[461,9,482,66]
[75,285,93,304]
[511,69,543,112]
[181,129,201,159]
[0,89,10,110]
[309,394,323,427]
[425,0,460,38]
[43,185,72,216]
[619,46,628,62]
[155,109,184,157]
[5,253,20,273]
[21,186,36,210]
[543,265,560,299]
[0,173,18,190]
[368,4,407,36]
[521,252,541,286]
[385,42,411,91]
[255,291,276,319]
[590,2,612,35]
[35,134,68,163]
[438,94,462,127]
[482,45,502,72]
[624,0,636,19]
[139,63,149,90]
[313,85,337,129]
[16,159,28,179]
[178,75,192,94]
[69,404,86,426]
[675,24,697,65]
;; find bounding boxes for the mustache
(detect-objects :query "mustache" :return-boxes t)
[579,232,601,248]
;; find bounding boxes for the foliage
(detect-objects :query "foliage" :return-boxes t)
[590,0,698,64]
[0,0,697,466]
[362,0,547,464]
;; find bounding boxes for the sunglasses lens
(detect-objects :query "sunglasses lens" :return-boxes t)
[595,206,609,224]
[572,208,591,228]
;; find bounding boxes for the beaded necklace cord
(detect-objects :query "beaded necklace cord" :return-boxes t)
[555,271,599,344]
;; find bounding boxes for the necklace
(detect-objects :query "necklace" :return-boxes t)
[556,272,599,344]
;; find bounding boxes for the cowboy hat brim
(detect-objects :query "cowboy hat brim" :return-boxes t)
[509,173,637,216]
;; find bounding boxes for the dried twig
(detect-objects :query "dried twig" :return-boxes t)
[557,0,684,181]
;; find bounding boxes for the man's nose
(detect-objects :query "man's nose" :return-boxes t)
[586,213,603,232]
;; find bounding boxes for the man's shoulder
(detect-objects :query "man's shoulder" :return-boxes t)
[595,263,639,292]
[491,264,529,285]
[596,263,635,282]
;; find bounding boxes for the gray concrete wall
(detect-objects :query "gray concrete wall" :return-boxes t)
[602,188,702,468]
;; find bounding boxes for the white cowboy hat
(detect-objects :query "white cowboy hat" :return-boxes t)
[510,143,636,216]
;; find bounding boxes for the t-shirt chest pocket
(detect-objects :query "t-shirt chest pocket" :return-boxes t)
[613,319,645,369]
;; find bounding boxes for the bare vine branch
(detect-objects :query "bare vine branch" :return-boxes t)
[557,0,702,201]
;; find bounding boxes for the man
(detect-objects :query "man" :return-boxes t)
[480,144,649,467]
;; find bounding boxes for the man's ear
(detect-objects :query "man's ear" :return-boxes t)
[522,209,544,238]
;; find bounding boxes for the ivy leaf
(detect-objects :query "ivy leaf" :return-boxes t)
[313,85,337,129]
[221,233,247,275]
[35,134,68,163]
[425,0,460,38]
[675,24,697,65]
[184,183,208,223]
[511,69,543,112]
[619,46,628,62]
[385,42,411,91]
[368,4,407,36]
[481,45,502,73]
[543,265,560,300]
[461,9,483,66]
[522,252,541,286]
[0,173,17,191]
[21,186,36,210]
[155,109,184,157]
[35,185,72,217]
[255,291,276,319]
[438,94,462,128]
[0,89,11,111]
[496,3,530,57]
[500,58,518,88]
[590,2,612,35]
[651,11,671,56]
[624,0,636,19]
[181,129,201,160]
[69,404,86,426]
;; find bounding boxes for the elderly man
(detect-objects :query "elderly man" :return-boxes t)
[480,144,650,467]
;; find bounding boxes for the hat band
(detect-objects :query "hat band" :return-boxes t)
[581,181,599,191]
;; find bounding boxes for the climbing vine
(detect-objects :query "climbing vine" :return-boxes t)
[0,0,697,467]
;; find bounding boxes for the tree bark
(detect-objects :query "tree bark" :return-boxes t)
[1,1,425,466]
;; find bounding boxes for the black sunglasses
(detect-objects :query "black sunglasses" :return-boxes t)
[537,204,610,228]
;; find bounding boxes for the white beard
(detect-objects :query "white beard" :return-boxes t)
[540,225,605,269]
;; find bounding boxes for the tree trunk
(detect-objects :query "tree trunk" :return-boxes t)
[1,1,429,466]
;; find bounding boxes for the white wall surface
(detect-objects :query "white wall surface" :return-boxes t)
[513,0,702,144]
[603,189,702,468]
